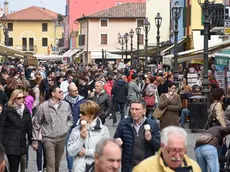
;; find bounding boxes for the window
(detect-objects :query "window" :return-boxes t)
[7,23,13,31]
[8,38,13,46]
[139,34,144,45]
[137,20,144,27]
[42,23,48,32]
[79,35,85,46]
[42,38,48,47]
[101,19,108,27]
[101,34,107,45]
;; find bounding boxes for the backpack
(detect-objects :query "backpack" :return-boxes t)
[205,103,220,129]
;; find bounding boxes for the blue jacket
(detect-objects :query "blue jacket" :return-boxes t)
[65,95,86,127]
[114,117,160,172]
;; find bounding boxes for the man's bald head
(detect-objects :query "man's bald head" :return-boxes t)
[68,83,78,97]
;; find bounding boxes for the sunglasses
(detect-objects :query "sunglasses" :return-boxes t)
[15,96,25,100]
[48,79,54,82]
[80,111,86,116]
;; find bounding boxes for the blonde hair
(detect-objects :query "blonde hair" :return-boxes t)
[8,89,24,107]
[80,100,100,119]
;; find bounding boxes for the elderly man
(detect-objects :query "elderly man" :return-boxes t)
[32,85,73,172]
[114,98,160,172]
[86,138,121,172]
[133,126,201,172]
[0,143,5,172]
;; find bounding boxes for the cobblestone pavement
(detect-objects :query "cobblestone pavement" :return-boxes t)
[25,119,220,171]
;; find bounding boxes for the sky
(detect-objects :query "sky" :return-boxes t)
[0,0,65,14]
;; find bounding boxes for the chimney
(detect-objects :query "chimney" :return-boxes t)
[4,0,8,15]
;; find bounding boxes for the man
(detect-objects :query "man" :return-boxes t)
[91,81,112,125]
[32,85,73,172]
[127,73,142,104]
[60,73,74,98]
[64,83,86,172]
[111,75,128,120]
[133,126,201,172]
[86,138,121,172]
[0,143,5,172]
[114,98,160,172]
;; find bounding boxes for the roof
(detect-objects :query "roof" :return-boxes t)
[5,6,58,21]
[77,2,146,21]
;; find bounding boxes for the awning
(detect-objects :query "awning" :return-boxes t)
[161,36,190,55]
[163,40,230,64]
[62,48,81,58]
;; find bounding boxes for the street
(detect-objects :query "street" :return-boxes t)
[24,118,204,171]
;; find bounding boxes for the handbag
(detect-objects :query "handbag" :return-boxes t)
[152,106,167,119]
[205,103,219,129]
[196,133,212,145]
[144,95,155,106]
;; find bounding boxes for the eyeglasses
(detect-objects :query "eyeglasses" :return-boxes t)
[48,79,54,82]
[80,111,86,116]
[15,96,25,100]
[165,147,185,155]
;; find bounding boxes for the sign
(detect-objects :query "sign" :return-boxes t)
[225,6,230,34]
[215,56,229,66]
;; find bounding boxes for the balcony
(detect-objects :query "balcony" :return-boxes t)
[15,45,37,53]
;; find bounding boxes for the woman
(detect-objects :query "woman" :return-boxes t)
[209,88,226,127]
[4,77,19,98]
[158,82,182,130]
[67,100,110,172]
[195,126,230,172]
[0,89,32,172]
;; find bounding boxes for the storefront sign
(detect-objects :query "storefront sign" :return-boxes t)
[215,56,229,66]
[225,6,230,34]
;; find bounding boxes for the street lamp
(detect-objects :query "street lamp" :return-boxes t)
[172,1,182,87]
[135,27,141,71]
[124,33,129,59]
[1,14,9,46]
[129,29,134,66]
[155,13,162,65]
[143,18,150,69]
[117,32,124,59]
[197,0,215,97]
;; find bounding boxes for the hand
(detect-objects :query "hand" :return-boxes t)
[32,143,38,151]
[80,129,88,139]
[79,148,85,157]
[145,130,152,141]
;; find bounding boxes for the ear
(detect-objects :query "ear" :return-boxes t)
[95,153,99,164]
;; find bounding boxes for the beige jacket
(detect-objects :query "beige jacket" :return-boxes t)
[210,102,226,127]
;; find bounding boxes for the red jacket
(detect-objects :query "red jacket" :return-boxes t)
[104,80,114,97]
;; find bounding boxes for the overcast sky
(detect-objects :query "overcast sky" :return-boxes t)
[0,0,65,14]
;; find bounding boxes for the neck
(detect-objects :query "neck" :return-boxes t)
[88,118,94,124]
[51,97,59,104]
[134,118,143,125]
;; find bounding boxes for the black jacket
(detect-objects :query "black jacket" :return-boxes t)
[111,79,128,103]
[0,106,32,155]
[91,92,112,119]
[0,91,8,106]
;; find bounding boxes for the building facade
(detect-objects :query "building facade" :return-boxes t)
[2,6,63,55]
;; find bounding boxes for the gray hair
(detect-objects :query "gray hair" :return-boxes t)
[161,126,187,146]
[95,138,120,157]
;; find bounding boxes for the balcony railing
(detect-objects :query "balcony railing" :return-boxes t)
[15,45,37,52]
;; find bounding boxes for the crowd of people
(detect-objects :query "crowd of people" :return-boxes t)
[0,60,229,172]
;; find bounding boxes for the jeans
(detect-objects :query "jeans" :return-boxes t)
[66,130,73,171]
[195,144,219,172]
[37,141,47,171]
[180,108,190,125]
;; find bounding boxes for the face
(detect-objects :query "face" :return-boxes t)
[145,78,150,84]
[80,110,93,123]
[95,82,103,93]
[69,86,79,97]
[168,85,177,94]
[161,135,186,169]
[95,142,121,172]
[14,93,25,107]
[48,78,55,86]
[52,87,63,99]
[68,76,73,83]
[50,72,55,78]
[130,103,146,123]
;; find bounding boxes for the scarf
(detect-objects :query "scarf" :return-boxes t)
[66,95,79,104]
[13,103,25,118]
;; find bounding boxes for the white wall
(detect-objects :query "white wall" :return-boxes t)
[146,0,170,45]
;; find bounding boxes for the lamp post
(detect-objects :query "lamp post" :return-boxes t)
[155,13,162,65]
[118,33,125,59]
[198,0,215,97]
[129,29,134,66]
[143,18,150,69]
[172,1,182,88]
[124,33,129,59]
[1,14,9,46]
[136,27,141,71]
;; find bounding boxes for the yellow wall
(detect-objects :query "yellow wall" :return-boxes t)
[1,20,63,55]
